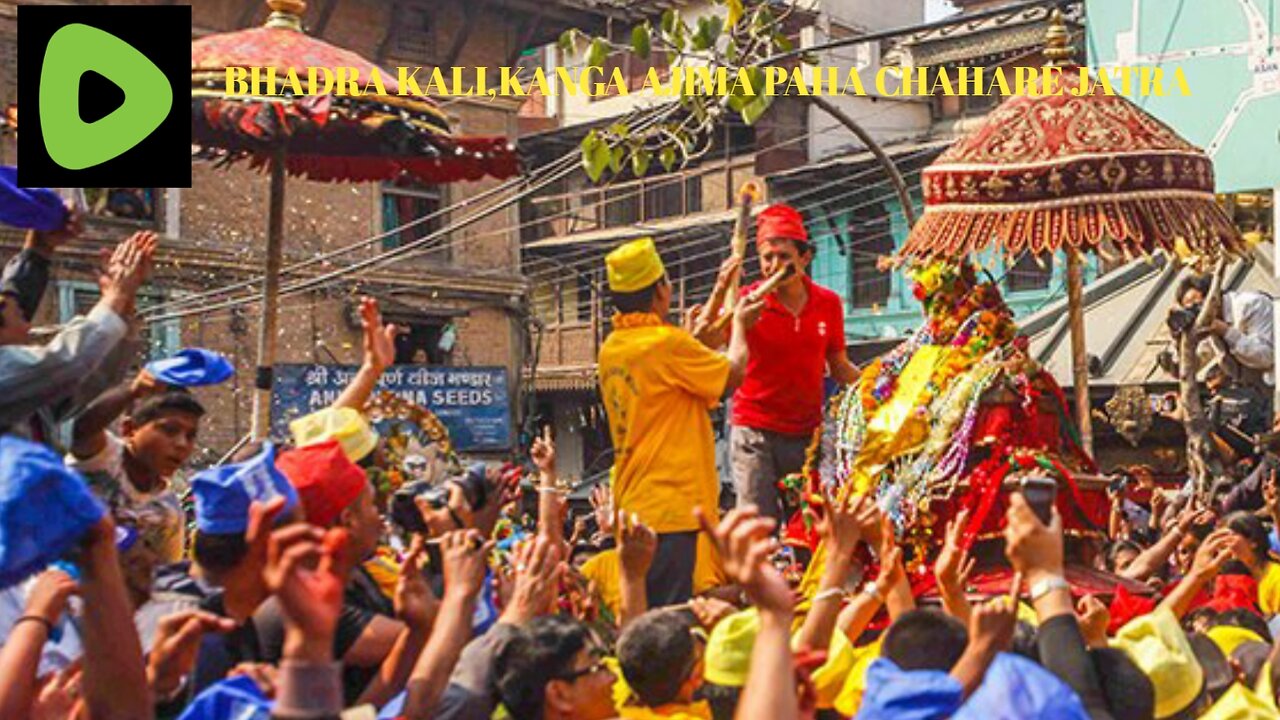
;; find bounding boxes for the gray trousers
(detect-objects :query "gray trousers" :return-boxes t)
[646,531,698,607]
[730,425,810,524]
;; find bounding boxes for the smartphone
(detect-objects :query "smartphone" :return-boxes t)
[1019,476,1057,525]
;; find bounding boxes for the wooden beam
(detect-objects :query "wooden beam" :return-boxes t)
[235,0,260,29]
[374,1,403,64]
[440,0,481,69]
[312,0,339,36]
[505,8,546,66]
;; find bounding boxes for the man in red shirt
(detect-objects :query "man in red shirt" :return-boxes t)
[731,203,860,522]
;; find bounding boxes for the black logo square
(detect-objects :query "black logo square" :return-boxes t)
[16,5,191,188]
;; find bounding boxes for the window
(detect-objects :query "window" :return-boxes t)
[58,281,177,362]
[848,214,893,309]
[1006,252,1053,292]
[84,188,156,222]
[382,180,447,259]
[641,175,703,220]
[392,319,451,365]
[603,186,639,227]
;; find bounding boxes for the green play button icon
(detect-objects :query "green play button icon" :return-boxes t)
[38,23,173,170]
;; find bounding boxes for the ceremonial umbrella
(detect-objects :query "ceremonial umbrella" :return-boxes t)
[191,0,520,439]
[899,11,1243,454]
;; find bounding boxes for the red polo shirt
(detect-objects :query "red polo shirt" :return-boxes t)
[731,275,846,436]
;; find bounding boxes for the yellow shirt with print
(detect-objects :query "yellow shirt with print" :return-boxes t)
[598,318,730,534]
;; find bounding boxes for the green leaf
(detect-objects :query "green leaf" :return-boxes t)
[557,29,575,54]
[659,145,677,172]
[632,148,652,177]
[775,33,793,52]
[661,9,676,35]
[799,51,820,66]
[609,146,625,174]
[692,16,723,51]
[740,92,774,126]
[587,38,609,69]
[631,23,651,59]
[727,0,744,28]
[582,130,611,182]
[725,38,739,64]
[608,121,630,137]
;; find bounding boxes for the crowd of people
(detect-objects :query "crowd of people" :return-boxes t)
[3,192,1280,720]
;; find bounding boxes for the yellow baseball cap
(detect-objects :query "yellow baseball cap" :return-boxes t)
[606,238,665,293]
[703,609,759,687]
[1207,626,1266,659]
[1111,606,1204,719]
[290,407,378,462]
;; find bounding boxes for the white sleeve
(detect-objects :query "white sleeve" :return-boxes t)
[1222,293,1274,370]
[66,431,125,477]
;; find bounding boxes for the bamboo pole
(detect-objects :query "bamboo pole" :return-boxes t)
[1066,249,1092,456]
[250,144,288,440]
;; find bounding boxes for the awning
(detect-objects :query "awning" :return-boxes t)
[529,366,598,392]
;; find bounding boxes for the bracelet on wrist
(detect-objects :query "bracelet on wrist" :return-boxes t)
[812,587,845,604]
[861,581,886,603]
[14,615,53,635]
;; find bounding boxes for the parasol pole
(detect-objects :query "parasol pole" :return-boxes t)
[251,142,287,440]
[1044,10,1092,455]
[1066,249,1092,455]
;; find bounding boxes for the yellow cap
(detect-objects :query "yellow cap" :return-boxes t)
[290,407,378,462]
[1200,683,1280,720]
[1111,606,1204,719]
[606,238,665,293]
[703,609,760,687]
[1208,626,1266,659]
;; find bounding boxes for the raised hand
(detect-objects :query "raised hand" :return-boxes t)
[1192,528,1236,578]
[1076,595,1110,649]
[358,297,397,373]
[690,596,737,629]
[530,425,557,477]
[1003,494,1064,585]
[936,508,975,593]
[499,535,564,624]
[817,491,870,564]
[617,511,657,581]
[24,569,78,626]
[31,667,82,720]
[591,484,614,538]
[439,529,493,602]
[697,505,792,615]
[146,610,236,698]
[395,536,438,631]
[967,573,1021,655]
[265,525,352,663]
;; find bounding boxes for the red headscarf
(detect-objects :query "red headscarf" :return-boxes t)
[1108,584,1157,634]
[276,439,368,527]
[756,204,808,245]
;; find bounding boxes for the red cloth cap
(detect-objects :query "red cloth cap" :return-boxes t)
[276,439,368,528]
[1108,584,1157,635]
[756,204,808,245]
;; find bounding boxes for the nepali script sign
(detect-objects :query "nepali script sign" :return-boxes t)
[270,364,512,451]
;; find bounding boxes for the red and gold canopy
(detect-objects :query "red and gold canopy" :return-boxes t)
[903,58,1242,260]
[191,0,520,183]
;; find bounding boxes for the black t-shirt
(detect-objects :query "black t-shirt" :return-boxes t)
[253,566,390,705]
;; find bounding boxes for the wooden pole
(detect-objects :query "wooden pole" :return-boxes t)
[1066,248,1093,456]
[250,144,288,440]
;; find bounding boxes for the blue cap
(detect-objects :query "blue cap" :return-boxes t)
[0,436,105,590]
[177,675,272,720]
[0,167,68,232]
[857,657,964,720]
[191,443,298,535]
[953,652,1090,720]
[145,348,234,388]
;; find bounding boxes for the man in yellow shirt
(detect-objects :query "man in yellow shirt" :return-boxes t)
[598,237,760,606]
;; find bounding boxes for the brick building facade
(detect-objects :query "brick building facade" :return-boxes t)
[0,0,591,462]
